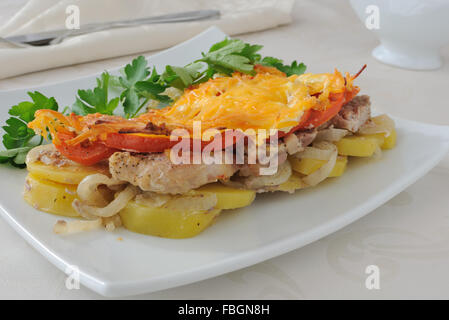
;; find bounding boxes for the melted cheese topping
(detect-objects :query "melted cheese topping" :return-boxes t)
[143,68,348,134]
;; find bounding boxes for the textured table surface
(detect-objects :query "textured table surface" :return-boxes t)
[0,0,448,299]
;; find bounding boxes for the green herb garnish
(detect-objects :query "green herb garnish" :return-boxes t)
[0,92,58,167]
[72,72,120,115]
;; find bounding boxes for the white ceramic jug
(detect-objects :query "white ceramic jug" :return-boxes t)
[349,0,449,70]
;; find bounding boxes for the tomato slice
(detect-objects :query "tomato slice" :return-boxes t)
[105,133,179,153]
[105,131,245,153]
[298,92,345,129]
[54,133,116,166]
[278,109,312,138]
[279,87,361,138]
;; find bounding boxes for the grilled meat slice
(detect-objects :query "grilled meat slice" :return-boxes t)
[109,152,238,194]
[237,143,288,177]
[331,95,371,132]
[284,129,317,155]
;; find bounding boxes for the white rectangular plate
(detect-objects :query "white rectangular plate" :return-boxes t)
[0,27,448,297]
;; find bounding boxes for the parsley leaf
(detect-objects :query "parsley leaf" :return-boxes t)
[261,56,307,76]
[162,62,204,89]
[118,56,151,117]
[163,65,193,89]
[198,38,261,75]
[2,117,35,149]
[1,91,58,167]
[135,80,170,103]
[120,56,150,88]
[72,72,119,115]
[113,57,175,117]
[9,92,58,122]
[240,44,263,63]
[0,146,33,165]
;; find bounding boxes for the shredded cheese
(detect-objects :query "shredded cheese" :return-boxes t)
[28,68,354,144]
[144,70,349,134]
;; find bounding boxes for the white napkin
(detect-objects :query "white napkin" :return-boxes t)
[0,0,294,80]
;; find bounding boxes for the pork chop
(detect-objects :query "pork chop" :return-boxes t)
[109,152,238,194]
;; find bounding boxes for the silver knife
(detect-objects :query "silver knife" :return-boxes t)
[4,9,220,46]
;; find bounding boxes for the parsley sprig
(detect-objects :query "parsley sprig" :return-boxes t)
[119,57,172,117]
[1,37,307,168]
[260,56,306,76]
[0,92,58,167]
[197,38,263,75]
[72,72,119,115]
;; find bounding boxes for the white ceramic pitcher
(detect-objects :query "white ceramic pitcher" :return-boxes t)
[349,0,449,70]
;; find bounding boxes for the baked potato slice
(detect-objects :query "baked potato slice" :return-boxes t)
[335,136,381,157]
[195,183,256,210]
[26,161,109,185]
[290,156,348,177]
[120,200,221,239]
[23,173,80,217]
[358,129,397,150]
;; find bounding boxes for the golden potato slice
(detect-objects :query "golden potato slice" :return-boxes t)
[272,172,306,192]
[356,114,397,150]
[329,156,348,176]
[359,129,397,150]
[120,200,221,239]
[382,129,397,149]
[335,136,381,157]
[195,183,256,209]
[23,174,80,217]
[290,156,348,177]
[27,161,109,185]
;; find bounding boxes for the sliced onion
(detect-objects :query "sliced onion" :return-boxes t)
[372,145,383,160]
[53,219,102,235]
[103,215,122,232]
[296,146,334,160]
[135,192,171,208]
[166,194,217,212]
[220,179,245,189]
[26,144,54,165]
[135,192,218,212]
[73,185,139,219]
[284,133,301,154]
[25,143,76,167]
[53,215,122,235]
[358,114,395,137]
[244,161,292,189]
[302,142,337,186]
[77,174,125,206]
[315,128,348,142]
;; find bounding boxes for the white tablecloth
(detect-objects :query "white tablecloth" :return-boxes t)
[0,0,448,299]
[0,0,294,79]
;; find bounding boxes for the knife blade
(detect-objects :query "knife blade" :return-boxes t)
[4,9,220,46]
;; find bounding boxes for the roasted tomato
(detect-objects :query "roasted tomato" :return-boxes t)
[299,92,346,129]
[282,87,361,137]
[54,133,116,166]
[105,133,179,153]
[105,130,247,153]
